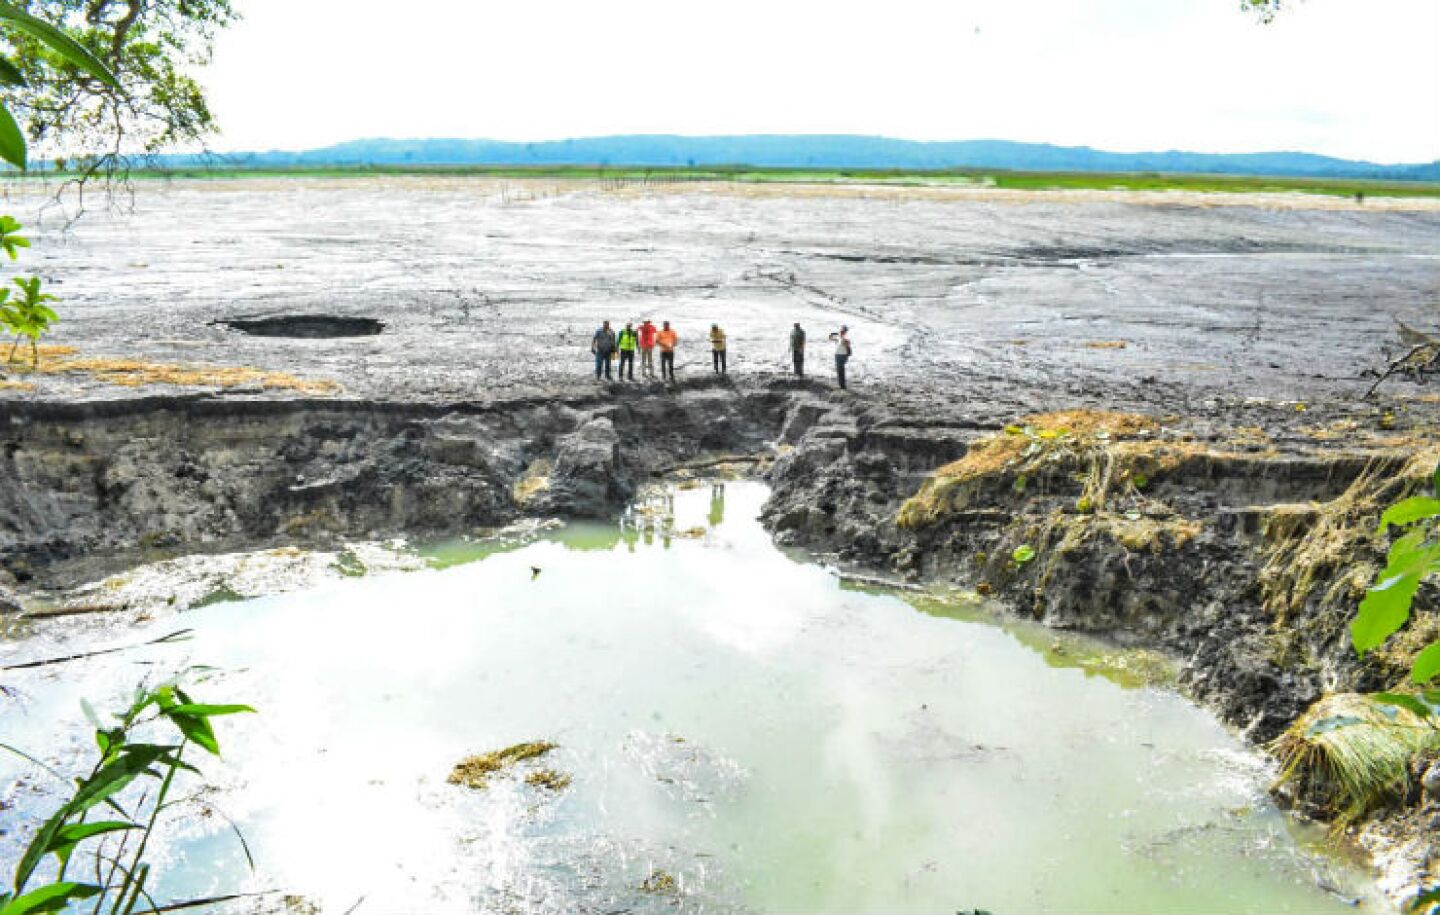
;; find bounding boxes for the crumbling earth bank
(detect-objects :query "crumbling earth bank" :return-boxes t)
[0,383,789,586]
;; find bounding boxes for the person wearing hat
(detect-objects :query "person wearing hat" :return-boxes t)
[828,325,852,389]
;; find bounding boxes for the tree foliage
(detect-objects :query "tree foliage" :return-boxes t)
[1351,463,1440,686]
[0,0,234,172]
[1244,0,1286,23]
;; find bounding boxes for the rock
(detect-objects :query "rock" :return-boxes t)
[1422,762,1440,799]
[526,417,633,519]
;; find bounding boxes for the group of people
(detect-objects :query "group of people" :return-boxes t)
[590,320,854,388]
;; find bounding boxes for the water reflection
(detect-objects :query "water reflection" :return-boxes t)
[0,482,1386,915]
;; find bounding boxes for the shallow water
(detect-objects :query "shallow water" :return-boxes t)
[1,483,1383,913]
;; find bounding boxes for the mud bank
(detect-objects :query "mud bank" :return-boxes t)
[0,379,794,588]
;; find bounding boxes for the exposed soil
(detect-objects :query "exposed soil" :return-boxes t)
[3,178,1440,905]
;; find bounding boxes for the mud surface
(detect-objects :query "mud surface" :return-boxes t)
[4,177,1440,904]
[2,177,1436,406]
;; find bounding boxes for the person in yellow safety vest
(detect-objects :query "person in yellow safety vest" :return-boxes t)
[616,322,638,381]
[709,324,727,374]
[657,322,678,382]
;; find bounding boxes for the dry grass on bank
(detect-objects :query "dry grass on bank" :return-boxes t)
[3,345,340,394]
[1272,693,1440,824]
[1258,450,1440,628]
[897,410,1161,528]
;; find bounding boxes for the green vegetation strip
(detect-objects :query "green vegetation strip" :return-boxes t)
[14,164,1439,199]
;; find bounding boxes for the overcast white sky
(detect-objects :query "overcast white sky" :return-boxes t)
[202,0,1440,163]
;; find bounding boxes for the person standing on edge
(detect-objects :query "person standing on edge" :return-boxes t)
[617,322,638,381]
[657,321,679,382]
[709,323,728,374]
[828,325,852,390]
[638,318,658,379]
[592,320,617,381]
[789,322,806,376]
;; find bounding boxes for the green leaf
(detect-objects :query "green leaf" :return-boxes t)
[12,809,67,895]
[1433,460,1440,500]
[1378,497,1440,535]
[167,711,219,755]
[1413,640,1440,685]
[165,702,255,717]
[52,820,135,845]
[1012,544,1036,565]
[0,2,119,87]
[0,103,25,170]
[0,881,101,915]
[0,56,23,87]
[1411,884,1440,914]
[1353,570,1423,656]
[1372,692,1433,719]
[68,744,171,812]
[1305,715,1365,737]
[46,821,137,868]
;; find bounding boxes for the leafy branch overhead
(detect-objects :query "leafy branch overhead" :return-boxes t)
[0,0,117,168]
[0,0,233,173]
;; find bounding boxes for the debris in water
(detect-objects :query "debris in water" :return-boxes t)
[640,869,680,897]
[448,741,558,790]
[525,768,572,791]
[530,565,542,580]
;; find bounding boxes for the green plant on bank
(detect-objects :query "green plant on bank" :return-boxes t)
[1350,461,1440,685]
[1276,461,1440,912]
[0,680,253,915]
[1,274,58,367]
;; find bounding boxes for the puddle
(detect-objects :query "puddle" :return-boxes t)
[0,483,1385,913]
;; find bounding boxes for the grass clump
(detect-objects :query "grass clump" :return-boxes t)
[1271,692,1440,824]
[448,740,557,790]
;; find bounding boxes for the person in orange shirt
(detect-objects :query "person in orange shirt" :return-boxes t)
[657,321,678,382]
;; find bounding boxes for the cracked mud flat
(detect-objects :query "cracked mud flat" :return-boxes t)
[3,177,1440,906]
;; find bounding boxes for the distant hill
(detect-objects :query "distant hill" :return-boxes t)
[196,135,1440,181]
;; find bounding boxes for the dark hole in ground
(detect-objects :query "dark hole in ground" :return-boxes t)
[220,315,384,338]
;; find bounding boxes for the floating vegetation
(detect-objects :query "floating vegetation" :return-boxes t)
[639,869,680,897]
[525,768,572,791]
[1084,340,1128,349]
[448,741,558,790]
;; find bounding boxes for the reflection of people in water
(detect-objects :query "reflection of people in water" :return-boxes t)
[709,483,726,527]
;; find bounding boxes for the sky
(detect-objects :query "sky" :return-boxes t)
[201,0,1440,163]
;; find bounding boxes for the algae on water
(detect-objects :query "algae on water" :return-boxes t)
[448,741,558,789]
[525,767,573,791]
